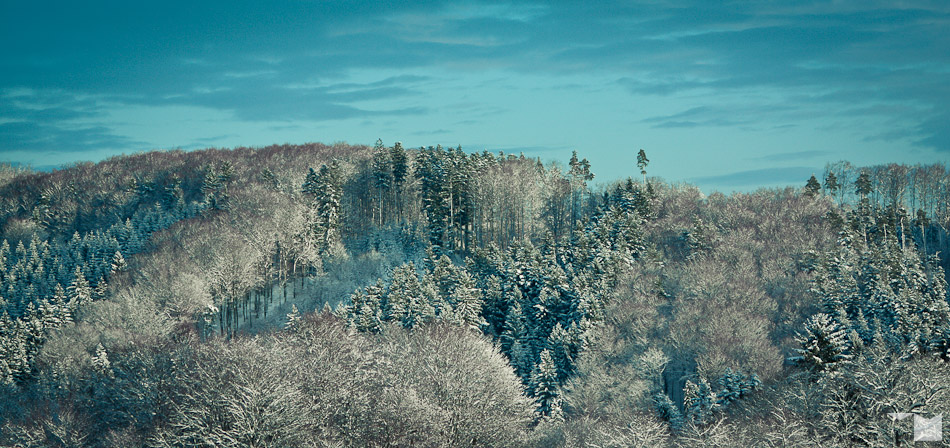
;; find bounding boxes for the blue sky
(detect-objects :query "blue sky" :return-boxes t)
[1,1,948,192]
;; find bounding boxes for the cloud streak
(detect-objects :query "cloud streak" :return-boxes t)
[0,0,947,175]
[690,166,818,188]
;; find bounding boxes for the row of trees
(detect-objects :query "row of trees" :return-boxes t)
[362,142,605,253]
[815,161,950,231]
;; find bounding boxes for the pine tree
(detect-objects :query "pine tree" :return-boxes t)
[201,164,224,210]
[349,281,384,334]
[285,304,302,331]
[568,151,595,232]
[792,313,852,373]
[390,142,409,221]
[92,342,112,377]
[547,322,575,383]
[450,269,484,330]
[824,170,839,199]
[636,148,649,184]
[110,250,127,274]
[530,349,563,420]
[68,266,91,308]
[855,170,872,198]
[302,161,344,256]
[683,377,719,425]
[654,393,684,430]
[714,368,760,406]
[804,175,822,197]
[386,263,434,329]
[371,139,392,226]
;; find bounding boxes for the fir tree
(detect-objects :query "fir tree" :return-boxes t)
[792,313,852,373]
[285,304,302,331]
[110,250,127,274]
[530,349,563,421]
[683,377,719,425]
[386,263,434,329]
[824,170,839,198]
[302,161,344,256]
[371,138,392,226]
[654,392,684,430]
[450,269,484,330]
[92,342,112,377]
[68,266,91,308]
[855,169,872,198]
[804,175,822,197]
[636,148,649,184]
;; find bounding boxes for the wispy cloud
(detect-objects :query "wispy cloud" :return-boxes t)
[691,166,817,188]
[0,0,947,170]
[642,106,750,128]
[752,150,828,162]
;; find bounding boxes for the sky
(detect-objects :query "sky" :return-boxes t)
[1,0,948,193]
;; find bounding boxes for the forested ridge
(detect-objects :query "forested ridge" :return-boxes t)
[0,142,949,447]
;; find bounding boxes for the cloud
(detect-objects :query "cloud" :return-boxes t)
[0,121,144,154]
[913,112,950,152]
[753,150,828,162]
[412,129,452,136]
[642,106,750,128]
[690,166,817,188]
[0,89,145,154]
[1,0,948,164]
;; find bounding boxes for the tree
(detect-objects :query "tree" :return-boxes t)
[385,263,434,329]
[449,269,484,330]
[531,349,563,421]
[91,343,112,377]
[568,151,595,232]
[855,170,872,198]
[824,171,839,201]
[804,175,822,197]
[301,161,344,257]
[68,266,91,308]
[792,313,851,374]
[683,377,718,425]
[371,139,392,226]
[637,148,649,184]
[390,142,409,221]
[110,250,127,274]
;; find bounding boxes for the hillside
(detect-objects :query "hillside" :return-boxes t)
[1,143,949,447]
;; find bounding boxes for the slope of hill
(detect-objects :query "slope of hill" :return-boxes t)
[1,142,948,447]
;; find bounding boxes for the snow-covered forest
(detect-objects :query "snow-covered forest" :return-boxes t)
[1,142,949,446]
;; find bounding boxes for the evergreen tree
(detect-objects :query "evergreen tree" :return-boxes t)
[855,169,872,198]
[636,148,649,184]
[450,269,484,330]
[530,349,563,420]
[386,263,434,329]
[824,170,839,198]
[68,265,91,308]
[390,142,409,221]
[567,151,595,232]
[792,313,851,373]
[285,304,302,331]
[714,368,760,406]
[683,377,719,425]
[302,161,344,256]
[110,250,127,274]
[201,164,225,210]
[371,138,392,226]
[804,175,822,197]
[654,393,684,430]
[91,342,112,377]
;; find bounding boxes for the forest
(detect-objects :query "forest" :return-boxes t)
[0,141,949,447]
